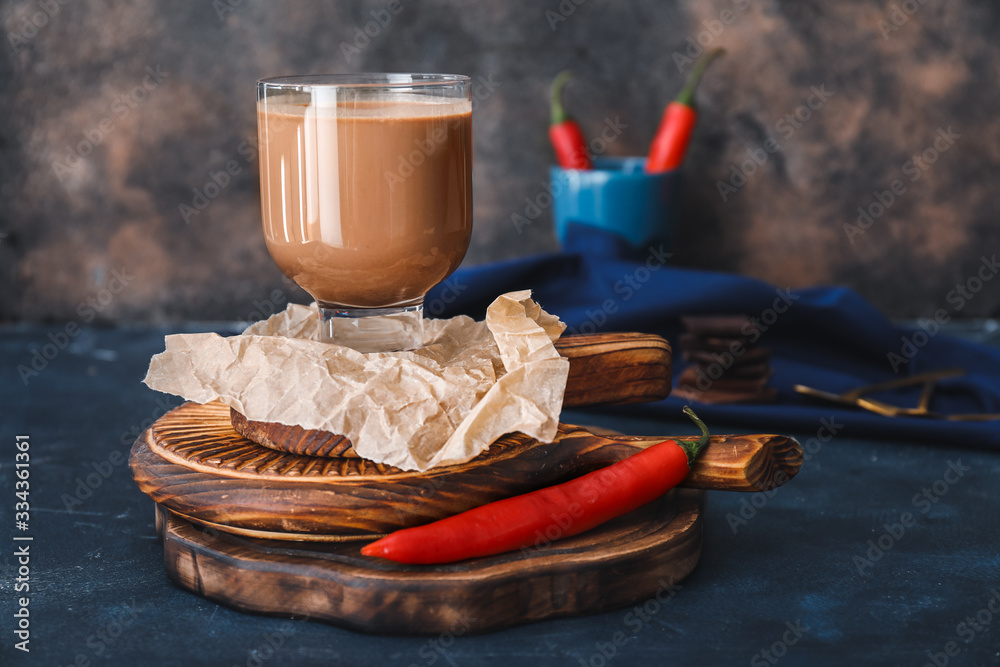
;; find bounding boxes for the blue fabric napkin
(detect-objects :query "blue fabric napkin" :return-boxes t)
[427,226,1000,447]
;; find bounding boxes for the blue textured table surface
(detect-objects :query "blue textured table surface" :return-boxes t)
[1,325,998,667]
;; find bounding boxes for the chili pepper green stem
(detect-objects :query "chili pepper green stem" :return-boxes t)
[677,406,711,466]
[550,70,575,125]
[675,48,725,108]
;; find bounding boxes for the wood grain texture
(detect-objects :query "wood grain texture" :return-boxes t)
[231,331,673,457]
[557,332,672,407]
[157,489,703,635]
[130,401,800,539]
[600,432,803,492]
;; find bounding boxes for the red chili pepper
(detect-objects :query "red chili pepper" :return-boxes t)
[361,407,710,564]
[645,48,725,173]
[548,70,592,170]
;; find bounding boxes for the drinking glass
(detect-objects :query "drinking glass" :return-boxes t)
[256,74,473,352]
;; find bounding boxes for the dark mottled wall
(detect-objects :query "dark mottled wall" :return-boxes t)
[2,0,999,323]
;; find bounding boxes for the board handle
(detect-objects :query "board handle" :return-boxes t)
[557,427,803,493]
[556,332,672,407]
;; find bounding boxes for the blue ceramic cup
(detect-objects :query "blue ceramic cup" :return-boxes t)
[550,157,681,252]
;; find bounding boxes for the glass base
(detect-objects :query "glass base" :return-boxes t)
[318,303,424,353]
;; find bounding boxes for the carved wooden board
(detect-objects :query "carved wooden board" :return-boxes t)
[557,332,672,407]
[156,489,703,635]
[131,401,801,540]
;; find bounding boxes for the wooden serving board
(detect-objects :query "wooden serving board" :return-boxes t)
[557,332,672,407]
[131,401,802,540]
[130,329,804,633]
[156,489,704,635]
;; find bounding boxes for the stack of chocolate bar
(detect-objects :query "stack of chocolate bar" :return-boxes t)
[672,315,777,404]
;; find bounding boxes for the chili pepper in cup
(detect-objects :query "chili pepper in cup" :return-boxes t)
[548,70,592,170]
[361,407,710,565]
[645,48,725,172]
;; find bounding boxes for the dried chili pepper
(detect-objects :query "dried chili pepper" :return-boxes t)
[548,70,592,170]
[361,407,710,564]
[645,48,724,172]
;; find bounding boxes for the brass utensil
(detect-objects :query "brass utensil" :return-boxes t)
[794,368,1000,421]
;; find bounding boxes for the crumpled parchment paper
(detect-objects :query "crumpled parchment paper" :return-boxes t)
[143,290,569,471]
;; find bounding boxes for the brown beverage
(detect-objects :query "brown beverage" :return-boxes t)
[258,97,472,308]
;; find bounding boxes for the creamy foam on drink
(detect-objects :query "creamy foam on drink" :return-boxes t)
[258,95,472,308]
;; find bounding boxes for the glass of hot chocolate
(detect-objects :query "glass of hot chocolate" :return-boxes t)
[256,74,473,352]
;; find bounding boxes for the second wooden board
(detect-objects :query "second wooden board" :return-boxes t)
[131,401,801,539]
[156,488,704,635]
